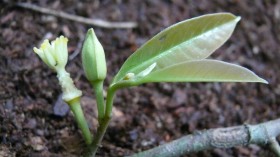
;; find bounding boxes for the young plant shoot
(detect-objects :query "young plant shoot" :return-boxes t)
[33,36,92,145]
[82,28,106,121]
[34,13,267,156]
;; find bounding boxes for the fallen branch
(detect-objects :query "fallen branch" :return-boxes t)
[8,2,137,29]
[129,118,280,157]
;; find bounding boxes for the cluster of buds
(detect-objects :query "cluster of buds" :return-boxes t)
[33,36,82,103]
[33,29,107,102]
[33,33,106,145]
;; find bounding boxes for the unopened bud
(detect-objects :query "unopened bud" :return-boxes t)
[82,28,107,83]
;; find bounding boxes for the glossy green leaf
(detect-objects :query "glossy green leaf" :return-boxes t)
[112,13,241,84]
[136,60,268,84]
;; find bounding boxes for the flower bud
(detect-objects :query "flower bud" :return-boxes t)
[33,36,68,71]
[33,36,82,102]
[82,28,107,83]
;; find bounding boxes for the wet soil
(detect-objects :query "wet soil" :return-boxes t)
[1,0,280,157]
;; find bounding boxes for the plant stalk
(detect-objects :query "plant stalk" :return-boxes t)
[68,97,93,145]
[85,87,116,156]
[105,88,116,117]
[85,116,111,157]
[91,81,105,121]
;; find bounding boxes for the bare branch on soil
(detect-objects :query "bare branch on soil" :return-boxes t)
[10,2,138,29]
[130,118,280,157]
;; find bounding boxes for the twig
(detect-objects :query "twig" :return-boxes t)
[69,26,84,61]
[269,138,280,157]
[129,118,280,157]
[10,2,138,29]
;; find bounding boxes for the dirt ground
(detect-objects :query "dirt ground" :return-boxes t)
[1,0,280,157]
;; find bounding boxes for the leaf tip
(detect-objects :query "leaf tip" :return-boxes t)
[259,78,269,84]
[235,16,241,22]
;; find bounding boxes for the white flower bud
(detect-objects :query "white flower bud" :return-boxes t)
[33,36,82,102]
[33,36,68,71]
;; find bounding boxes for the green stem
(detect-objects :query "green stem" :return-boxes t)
[104,80,137,117]
[105,87,116,117]
[85,81,133,156]
[91,81,105,121]
[68,97,93,145]
[84,87,116,156]
[85,116,111,157]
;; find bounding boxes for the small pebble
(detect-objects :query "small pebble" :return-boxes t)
[53,94,69,117]
[129,129,138,141]
[24,118,37,129]
[4,99,13,110]
[30,136,45,151]
[34,129,44,136]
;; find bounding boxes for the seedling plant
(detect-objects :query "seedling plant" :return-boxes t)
[33,13,267,156]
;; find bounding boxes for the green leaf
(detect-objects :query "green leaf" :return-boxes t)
[136,60,268,84]
[112,13,241,84]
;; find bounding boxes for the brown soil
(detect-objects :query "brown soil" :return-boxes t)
[1,0,280,157]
